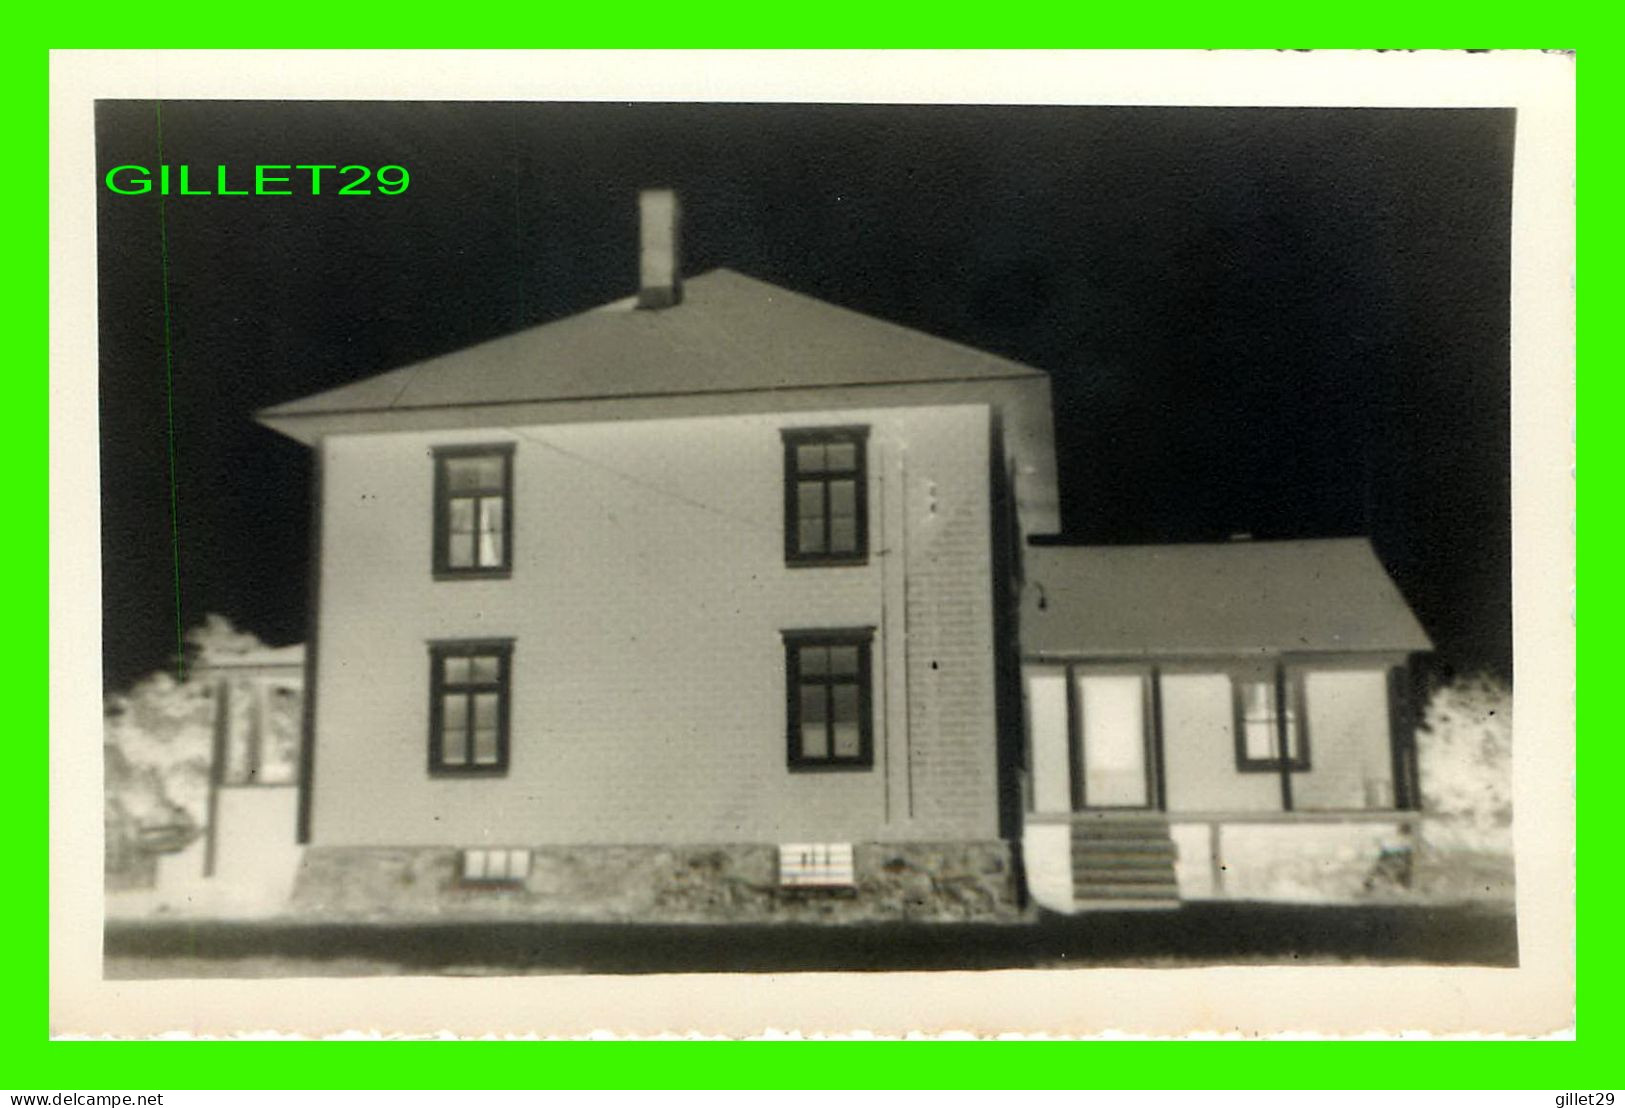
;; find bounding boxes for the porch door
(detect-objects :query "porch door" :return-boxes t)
[1075,672,1152,808]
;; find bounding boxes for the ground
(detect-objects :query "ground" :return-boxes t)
[104,902,1516,978]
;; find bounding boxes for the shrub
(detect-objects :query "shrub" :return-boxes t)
[103,615,270,886]
[1415,672,1513,854]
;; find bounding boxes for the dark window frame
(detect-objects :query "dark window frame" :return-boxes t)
[427,639,515,777]
[782,426,870,567]
[1231,664,1311,774]
[783,627,875,771]
[432,443,516,580]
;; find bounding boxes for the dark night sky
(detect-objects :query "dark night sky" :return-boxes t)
[95,101,1514,690]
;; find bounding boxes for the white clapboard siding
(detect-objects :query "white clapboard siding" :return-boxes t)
[778,842,856,888]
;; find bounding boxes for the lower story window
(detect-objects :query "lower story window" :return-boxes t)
[429,640,514,775]
[784,628,874,769]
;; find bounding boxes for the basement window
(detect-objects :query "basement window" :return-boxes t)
[461,847,530,886]
[778,843,855,889]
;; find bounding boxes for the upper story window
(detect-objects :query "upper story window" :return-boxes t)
[433,444,515,579]
[428,640,513,775]
[1232,666,1309,772]
[782,427,868,566]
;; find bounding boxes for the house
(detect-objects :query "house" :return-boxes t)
[255,190,1058,921]
[256,190,1431,921]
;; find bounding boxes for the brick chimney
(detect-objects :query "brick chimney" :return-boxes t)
[637,188,682,309]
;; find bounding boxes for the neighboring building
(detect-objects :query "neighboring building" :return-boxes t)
[256,191,1431,921]
[191,642,305,906]
[108,643,306,917]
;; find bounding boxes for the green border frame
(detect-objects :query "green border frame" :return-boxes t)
[33,26,1593,1090]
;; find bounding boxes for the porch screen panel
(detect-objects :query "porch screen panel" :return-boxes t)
[1023,667,1071,814]
[1294,669,1394,810]
[1077,673,1149,807]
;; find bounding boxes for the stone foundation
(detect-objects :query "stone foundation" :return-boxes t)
[290,841,1023,923]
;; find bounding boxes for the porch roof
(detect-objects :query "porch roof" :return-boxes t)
[1020,539,1432,659]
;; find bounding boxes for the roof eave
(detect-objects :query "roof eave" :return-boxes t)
[1020,642,1433,662]
[253,374,1051,447]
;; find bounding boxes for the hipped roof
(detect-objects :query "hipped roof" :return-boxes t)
[1021,539,1432,658]
[259,268,1045,426]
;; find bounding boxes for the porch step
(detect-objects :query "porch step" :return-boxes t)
[1079,890,1183,909]
[1069,838,1177,856]
[1067,850,1178,868]
[1072,880,1182,899]
[1068,814,1181,910]
[1072,868,1177,885]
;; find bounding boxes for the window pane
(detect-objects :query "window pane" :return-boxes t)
[472,728,500,765]
[795,443,827,474]
[831,683,859,724]
[447,497,475,533]
[799,684,827,723]
[448,532,475,568]
[485,848,509,879]
[443,657,472,685]
[825,442,857,472]
[478,499,505,566]
[829,479,855,517]
[473,692,500,728]
[797,481,825,518]
[470,655,500,683]
[797,517,826,554]
[829,646,858,677]
[1243,680,1276,721]
[829,516,857,553]
[800,721,829,760]
[442,694,468,729]
[799,647,829,677]
[1244,719,1277,761]
[441,723,470,765]
[447,455,504,493]
[832,720,861,759]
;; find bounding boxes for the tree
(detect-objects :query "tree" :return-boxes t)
[1415,672,1513,854]
[103,615,270,882]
